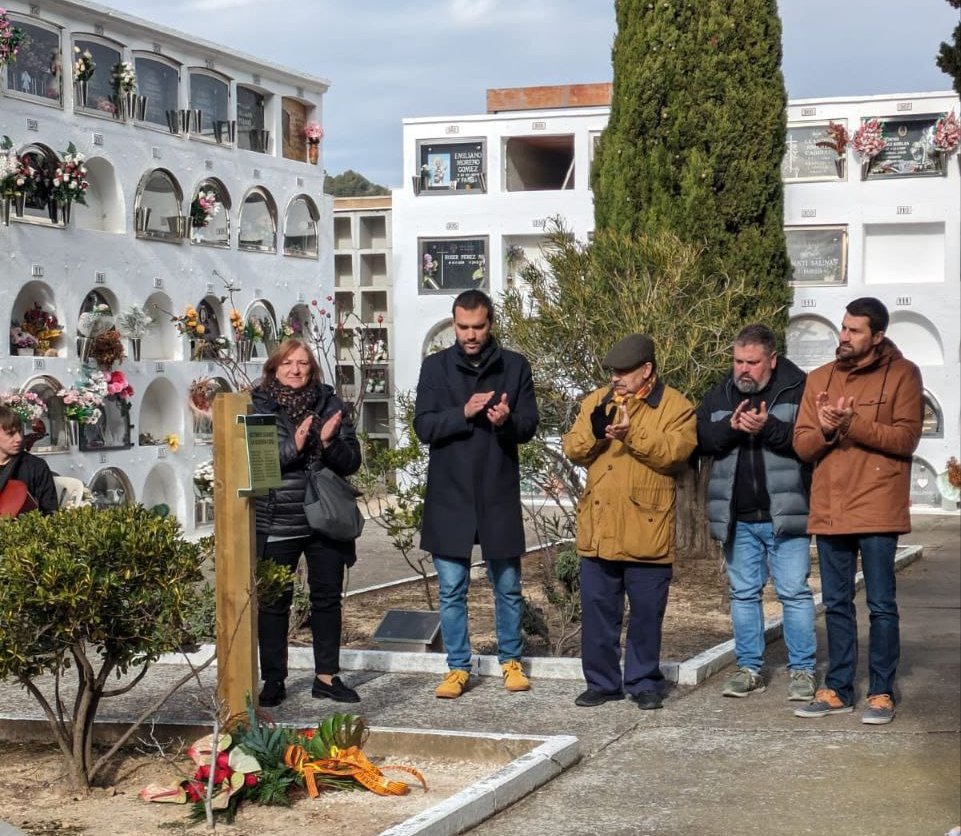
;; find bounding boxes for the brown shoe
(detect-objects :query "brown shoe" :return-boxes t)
[435,669,470,699]
[501,660,531,692]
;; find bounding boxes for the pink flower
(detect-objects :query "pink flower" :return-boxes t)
[933,111,960,153]
[304,121,324,143]
[851,119,885,160]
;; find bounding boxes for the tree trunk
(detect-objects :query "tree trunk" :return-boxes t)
[675,456,712,561]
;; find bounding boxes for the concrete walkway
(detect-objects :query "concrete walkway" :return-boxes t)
[0,515,957,835]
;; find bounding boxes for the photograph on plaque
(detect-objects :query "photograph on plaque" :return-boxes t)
[782,122,847,181]
[417,141,486,192]
[785,226,848,285]
[862,115,945,178]
[419,237,488,292]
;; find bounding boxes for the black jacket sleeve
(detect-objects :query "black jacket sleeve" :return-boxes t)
[695,386,743,456]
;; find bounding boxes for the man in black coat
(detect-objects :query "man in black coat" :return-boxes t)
[414,290,539,698]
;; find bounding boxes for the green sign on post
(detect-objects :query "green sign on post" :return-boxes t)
[236,414,283,496]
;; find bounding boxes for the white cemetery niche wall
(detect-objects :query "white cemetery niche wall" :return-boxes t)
[138,377,183,446]
[141,462,182,518]
[75,157,124,234]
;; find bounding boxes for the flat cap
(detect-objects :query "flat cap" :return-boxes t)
[602,333,656,371]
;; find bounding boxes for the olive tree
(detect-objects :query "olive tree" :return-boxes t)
[0,505,206,790]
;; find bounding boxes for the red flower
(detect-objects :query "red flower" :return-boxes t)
[244,773,259,787]
[184,780,205,802]
[376,314,384,324]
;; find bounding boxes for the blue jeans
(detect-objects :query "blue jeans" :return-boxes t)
[724,521,816,673]
[433,555,524,671]
[817,533,899,705]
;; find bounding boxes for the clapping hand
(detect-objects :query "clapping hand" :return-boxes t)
[815,392,854,436]
[731,399,768,435]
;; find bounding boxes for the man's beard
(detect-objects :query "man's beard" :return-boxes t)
[734,377,761,394]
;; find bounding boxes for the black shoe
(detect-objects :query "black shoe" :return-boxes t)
[574,688,625,707]
[312,675,360,703]
[632,690,663,710]
[259,681,286,708]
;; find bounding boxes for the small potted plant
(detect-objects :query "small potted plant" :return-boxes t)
[115,304,153,361]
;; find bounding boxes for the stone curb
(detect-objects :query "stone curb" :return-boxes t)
[378,730,579,836]
[163,544,923,689]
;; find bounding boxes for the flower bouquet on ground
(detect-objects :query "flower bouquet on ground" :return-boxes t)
[0,391,47,423]
[57,373,107,424]
[140,702,426,823]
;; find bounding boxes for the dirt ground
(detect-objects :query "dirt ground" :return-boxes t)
[0,742,498,835]
[332,549,821,661]
[0,550,820,835]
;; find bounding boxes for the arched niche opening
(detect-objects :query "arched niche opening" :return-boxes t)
[144,291,176,360]
[189,177,231,247]
[238,187,278,252]
[887,312,944,367]
[76,288,119,361]
[9,281,64,357]
[922,390,944,438]
[4,374,69,453]
[189,376,232,443]
[134,168,185,241]
[141,462,183,520]
[86,467,135,509]
[137,377,183,446]
[785,315,839,371]
[189,295,227,361]
[245,299,278,361]
[283,194,319,258]
[76,156,124,234]
[423,319,454,357]
[15,143,60,225]
[284,303,312,341]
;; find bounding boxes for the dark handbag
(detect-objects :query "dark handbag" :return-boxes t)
[304,466,365,541]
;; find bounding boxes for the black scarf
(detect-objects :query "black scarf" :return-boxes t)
[264,379,321,425]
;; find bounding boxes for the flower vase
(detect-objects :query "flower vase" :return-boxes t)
[13,192,25,218]
[129,338,142,362]
[16,347,33,356]
[74,80,88,109]
[236,338,253,363]
[833,156,845,179]
[307,142,319,165]
[77,336,93,361]
[67,419,80,447]
[860,159,872,180]
[1,196,9,227]
[123,91,138,121]
[47,200,59,224]
[61,201,72,225]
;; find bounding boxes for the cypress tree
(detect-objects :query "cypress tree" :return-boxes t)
[593,0,792,321]
[936,0,961,95]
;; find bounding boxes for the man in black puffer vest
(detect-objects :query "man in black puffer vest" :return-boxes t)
[696,324,815,703]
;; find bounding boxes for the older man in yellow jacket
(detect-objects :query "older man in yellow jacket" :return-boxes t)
[562,334,696,710]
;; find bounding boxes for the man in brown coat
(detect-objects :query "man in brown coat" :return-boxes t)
[792,297,923,725]
[562,334,696,710]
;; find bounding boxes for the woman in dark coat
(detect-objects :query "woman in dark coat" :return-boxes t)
[251,339,362,707]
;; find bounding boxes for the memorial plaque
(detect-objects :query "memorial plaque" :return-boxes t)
[189,72,228,137]
[281,97,307,162]
[236,85,265,151]
[135,56,179,127]
[372,609,443,653]
[785,226,847,285]
[420,237,488,292]
[74,39,121,112]
[782,122,846,181]
[418,141,486,192]
[863,115,944,178]
[786,317,839,371]
[236,414,281,496]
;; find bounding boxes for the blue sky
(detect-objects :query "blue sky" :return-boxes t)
[99,0,959,188]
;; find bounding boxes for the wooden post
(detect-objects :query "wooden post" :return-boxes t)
[213,391,258,719]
